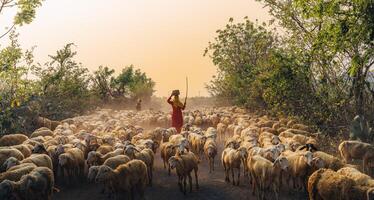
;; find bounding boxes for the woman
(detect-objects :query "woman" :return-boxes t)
[167,90,186,133]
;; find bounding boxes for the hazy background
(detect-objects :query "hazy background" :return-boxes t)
[0,0,270,97]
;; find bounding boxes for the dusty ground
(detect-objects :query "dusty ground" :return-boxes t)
[54,140,308,200]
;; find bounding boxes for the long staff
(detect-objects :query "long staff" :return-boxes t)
[184,77,188,105]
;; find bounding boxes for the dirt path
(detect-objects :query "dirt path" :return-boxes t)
[54,142,307,200]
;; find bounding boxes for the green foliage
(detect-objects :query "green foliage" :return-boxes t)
[92,65,156,102]
[204,18,276,107]
[14,0,44,26]
[206,0,374,130]
[34,43,92,120]
[0,32,38,135]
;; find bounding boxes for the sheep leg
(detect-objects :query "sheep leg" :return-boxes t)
[212,158,215,172]
[168,163,171,176]
[188,173,193,192]
[148,166,153,186]
[363,157,368,174]
[231,168,235,186]
[183,175,187,195]
[237,167,240,186]
[178,175,183,193]
[209,158,212,173]
[194,168,199,189]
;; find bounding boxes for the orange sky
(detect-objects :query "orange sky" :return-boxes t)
[0,0,270,97]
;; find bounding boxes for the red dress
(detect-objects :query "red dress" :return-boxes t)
[167,97,185,133]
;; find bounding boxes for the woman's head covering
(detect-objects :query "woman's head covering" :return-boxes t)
[173,95,184,108]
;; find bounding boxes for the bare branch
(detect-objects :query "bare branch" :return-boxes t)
[0,24,15,39]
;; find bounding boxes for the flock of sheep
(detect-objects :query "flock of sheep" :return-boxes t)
[0,106,373,200]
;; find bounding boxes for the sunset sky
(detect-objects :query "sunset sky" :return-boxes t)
[1,0,270,97]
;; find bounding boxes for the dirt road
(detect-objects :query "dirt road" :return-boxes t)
[54,142,307,200]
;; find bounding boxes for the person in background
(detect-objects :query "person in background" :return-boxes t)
[136,99,142,111]
[167,90,186,133]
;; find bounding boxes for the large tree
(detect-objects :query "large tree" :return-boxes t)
[257,0,374,116]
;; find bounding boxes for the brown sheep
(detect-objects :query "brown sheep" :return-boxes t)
[95,160,148,200]
[221,147,247,186]
[204,138,217,173]
[285,151,313,191]
[308,168,374,200]
[30,129,54,138]
[160,142,177,175]
[86,149,124,168]
[168,152,199,195]
[339,140,374,174]
[3,154,53,171]
[58,148,85,184]
[0,165,36,182]
[313,151,344,171]
[247,155,289,200]
[102,155,131,169]
[2,144,32,158]
[337,167,374,187]
[0,134,29,147]
[0,166,55,200]
[96,144,114,155]
[0,148,24,171]
[124,145,154,185]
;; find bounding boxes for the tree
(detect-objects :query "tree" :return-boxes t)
[92,66,115,101]
[204,17,276,107]
[256,0,374,117]
[0,0,44,39]
[34,43,92,119]
[0,31,38,134]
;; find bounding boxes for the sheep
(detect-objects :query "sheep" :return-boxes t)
[3,154,53,171]
[58,148,85,184]
[307,168,359,200]
[217,122,227,140]
[160,142,177,175]
[0,134,29,147]
[30,129,54,138]
[124,145,154,185]
[313,151,344,171]
[3,144,32,158]
[96,144,114,155]
[0,165,36,182]
[95,160,148,200]
[0,167,55,200]
[337,167,374,187]
[102,155,131,169]
[249,146,281,162]
[204,138,217,173]
[339,140,374,174]
[188,132,206,157]
[86,149,124,168]
[168,152,199,195]
[285,151,314,191]
[247,155,289,200]
[221,147,247,186]
[0,148,24,171]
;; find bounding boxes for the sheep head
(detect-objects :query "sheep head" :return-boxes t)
[168,156,180,169]
[271,136,280,145]
[87,166,99,183]
[32,144,48,154]
[58,154,71,167]
[95,165,114,183]
[311,157,325,169]
[273,156,289,170]
[2,157,20,171]
[86,151,100,167]
[303,152,313,166]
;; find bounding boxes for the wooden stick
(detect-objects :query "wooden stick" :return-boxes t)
[185,77,188,104]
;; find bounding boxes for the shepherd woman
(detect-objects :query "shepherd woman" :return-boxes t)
[167,90,186,133]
